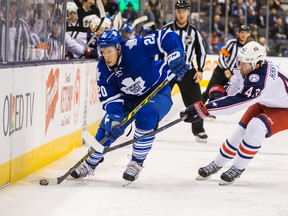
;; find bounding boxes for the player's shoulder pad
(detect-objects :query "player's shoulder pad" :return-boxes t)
[244,64,267,89]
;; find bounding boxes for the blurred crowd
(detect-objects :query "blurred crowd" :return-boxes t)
[0,0,288,63]
[190,0,288,56]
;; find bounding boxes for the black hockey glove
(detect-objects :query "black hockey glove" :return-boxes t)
[208,85,227,102]
[167,48,190,81]
[180,101,210,123]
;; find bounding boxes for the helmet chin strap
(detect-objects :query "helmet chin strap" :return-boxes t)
[116,48,122,65]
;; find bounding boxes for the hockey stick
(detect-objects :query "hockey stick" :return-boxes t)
[82,116,185,154]
[28,148,95,185]
[131,15,148,29]
[29,73,175,185]
[119,15,148,32]
[80,0,105,57]
[112,11,121,30]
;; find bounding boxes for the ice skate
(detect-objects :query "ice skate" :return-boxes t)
[195,132,208,143]
[70,161,96,179]
[122,160,143,186]
[70,158,104,179]
[219,165,245,186]
[196,161,222,180]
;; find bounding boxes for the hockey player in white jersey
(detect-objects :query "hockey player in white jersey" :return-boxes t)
[180,41,288,185]
[70,29,189,185]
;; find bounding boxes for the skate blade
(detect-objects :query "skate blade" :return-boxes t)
[195,137,208,143]
[219,180,234,186]
[122,180,133,187]
[205,115,216,121]
[196,175,212,181]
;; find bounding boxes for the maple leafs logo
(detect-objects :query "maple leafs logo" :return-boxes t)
[125,39,137,49]
[120,77,146,95]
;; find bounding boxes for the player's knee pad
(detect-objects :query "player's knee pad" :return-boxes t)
[244,117,268,147]
[135,106,159,130]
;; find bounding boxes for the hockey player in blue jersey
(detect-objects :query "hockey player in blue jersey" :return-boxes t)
[70,29,189,185]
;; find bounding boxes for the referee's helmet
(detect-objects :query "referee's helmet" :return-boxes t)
[175,0,191,10]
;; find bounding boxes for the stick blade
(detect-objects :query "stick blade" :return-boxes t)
[132,15,148,28]
[96,0,106,18]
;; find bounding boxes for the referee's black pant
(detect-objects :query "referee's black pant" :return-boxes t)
[169,69,205,136]
[201,65,230,104]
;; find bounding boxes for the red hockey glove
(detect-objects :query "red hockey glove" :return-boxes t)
[208,85,227,102]
[180,101,209,123]
[84,47,94,58]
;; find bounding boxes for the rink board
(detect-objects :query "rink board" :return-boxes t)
[0,61,103,186]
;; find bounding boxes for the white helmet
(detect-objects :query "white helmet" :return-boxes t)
[90,18,101,32]
[103,17,112,30]
[67,2,78,14]
[83,15,99,27]
[237,41,266,70]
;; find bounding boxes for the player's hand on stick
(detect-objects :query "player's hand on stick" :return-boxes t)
[180,101,209,123]
[224,69,232,79]
[167,48,190,81]
[208,85,227,102]
[193,71,202,83]
[104,113,125,142]
[84,47,94,58]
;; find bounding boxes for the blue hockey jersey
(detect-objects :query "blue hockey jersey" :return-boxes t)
[96,29,184,115]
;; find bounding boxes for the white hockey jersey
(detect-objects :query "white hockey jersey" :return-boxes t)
[206,60,288,115]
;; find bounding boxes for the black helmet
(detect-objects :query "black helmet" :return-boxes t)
[175,0,190,10]
[239,25,250,33]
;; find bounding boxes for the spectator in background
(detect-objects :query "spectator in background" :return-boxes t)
[231,0,246,17]
[210,30,222,53]
[269,0,282,10]
[0,15,5,62]
[269,8,279,27]
[212,14,225,38]
[284,9,288,38]
[103,0,119,17]
[65,1,85,59]
[122,2,138,23]
[227,18,236,38]
[256,7,267,28]
[247,8,257,25]
[149,0,162,28]
[74,0,100,27]
[270,18,287,39]
[144,2,156,24]
[47,19,62,59]
[8,0,32,62]
[258,36,270,53]
[246,0,258,16]
[212,0,225,17]
[28,18,40,48]
[284,9,288,26]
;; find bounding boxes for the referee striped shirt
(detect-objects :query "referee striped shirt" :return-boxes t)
[218,39,244,71]
[162,21,206,72]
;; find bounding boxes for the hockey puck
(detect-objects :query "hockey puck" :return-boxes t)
[39,179,49,186]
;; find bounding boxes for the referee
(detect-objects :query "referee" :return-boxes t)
[162,0,208,143]
[202,25,250,104]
